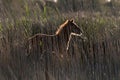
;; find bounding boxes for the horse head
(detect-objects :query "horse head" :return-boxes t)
[56,19,86,40]
[67,19,83,35]
[68,19,87,40]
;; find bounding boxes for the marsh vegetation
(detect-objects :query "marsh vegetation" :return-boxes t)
[0,0,120,80]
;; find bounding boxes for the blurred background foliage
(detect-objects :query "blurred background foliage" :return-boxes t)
[0,0,120,80]
[0,0,120,37]
[0,0,120,19]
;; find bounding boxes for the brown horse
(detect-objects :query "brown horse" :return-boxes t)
[26,19,85,58]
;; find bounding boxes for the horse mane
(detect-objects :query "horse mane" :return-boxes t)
[55,20,69,35]
[28,20,70,41]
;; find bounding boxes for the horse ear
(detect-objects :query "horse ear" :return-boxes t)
[70,19,74,23]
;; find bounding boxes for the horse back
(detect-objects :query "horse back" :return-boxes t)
[28,34,58,53]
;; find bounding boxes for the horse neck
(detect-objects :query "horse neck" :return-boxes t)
[56,30,71,46]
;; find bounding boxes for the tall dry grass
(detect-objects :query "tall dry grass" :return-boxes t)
[0,0,120,80]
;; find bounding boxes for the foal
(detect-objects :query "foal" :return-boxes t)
[26,19,84,57]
